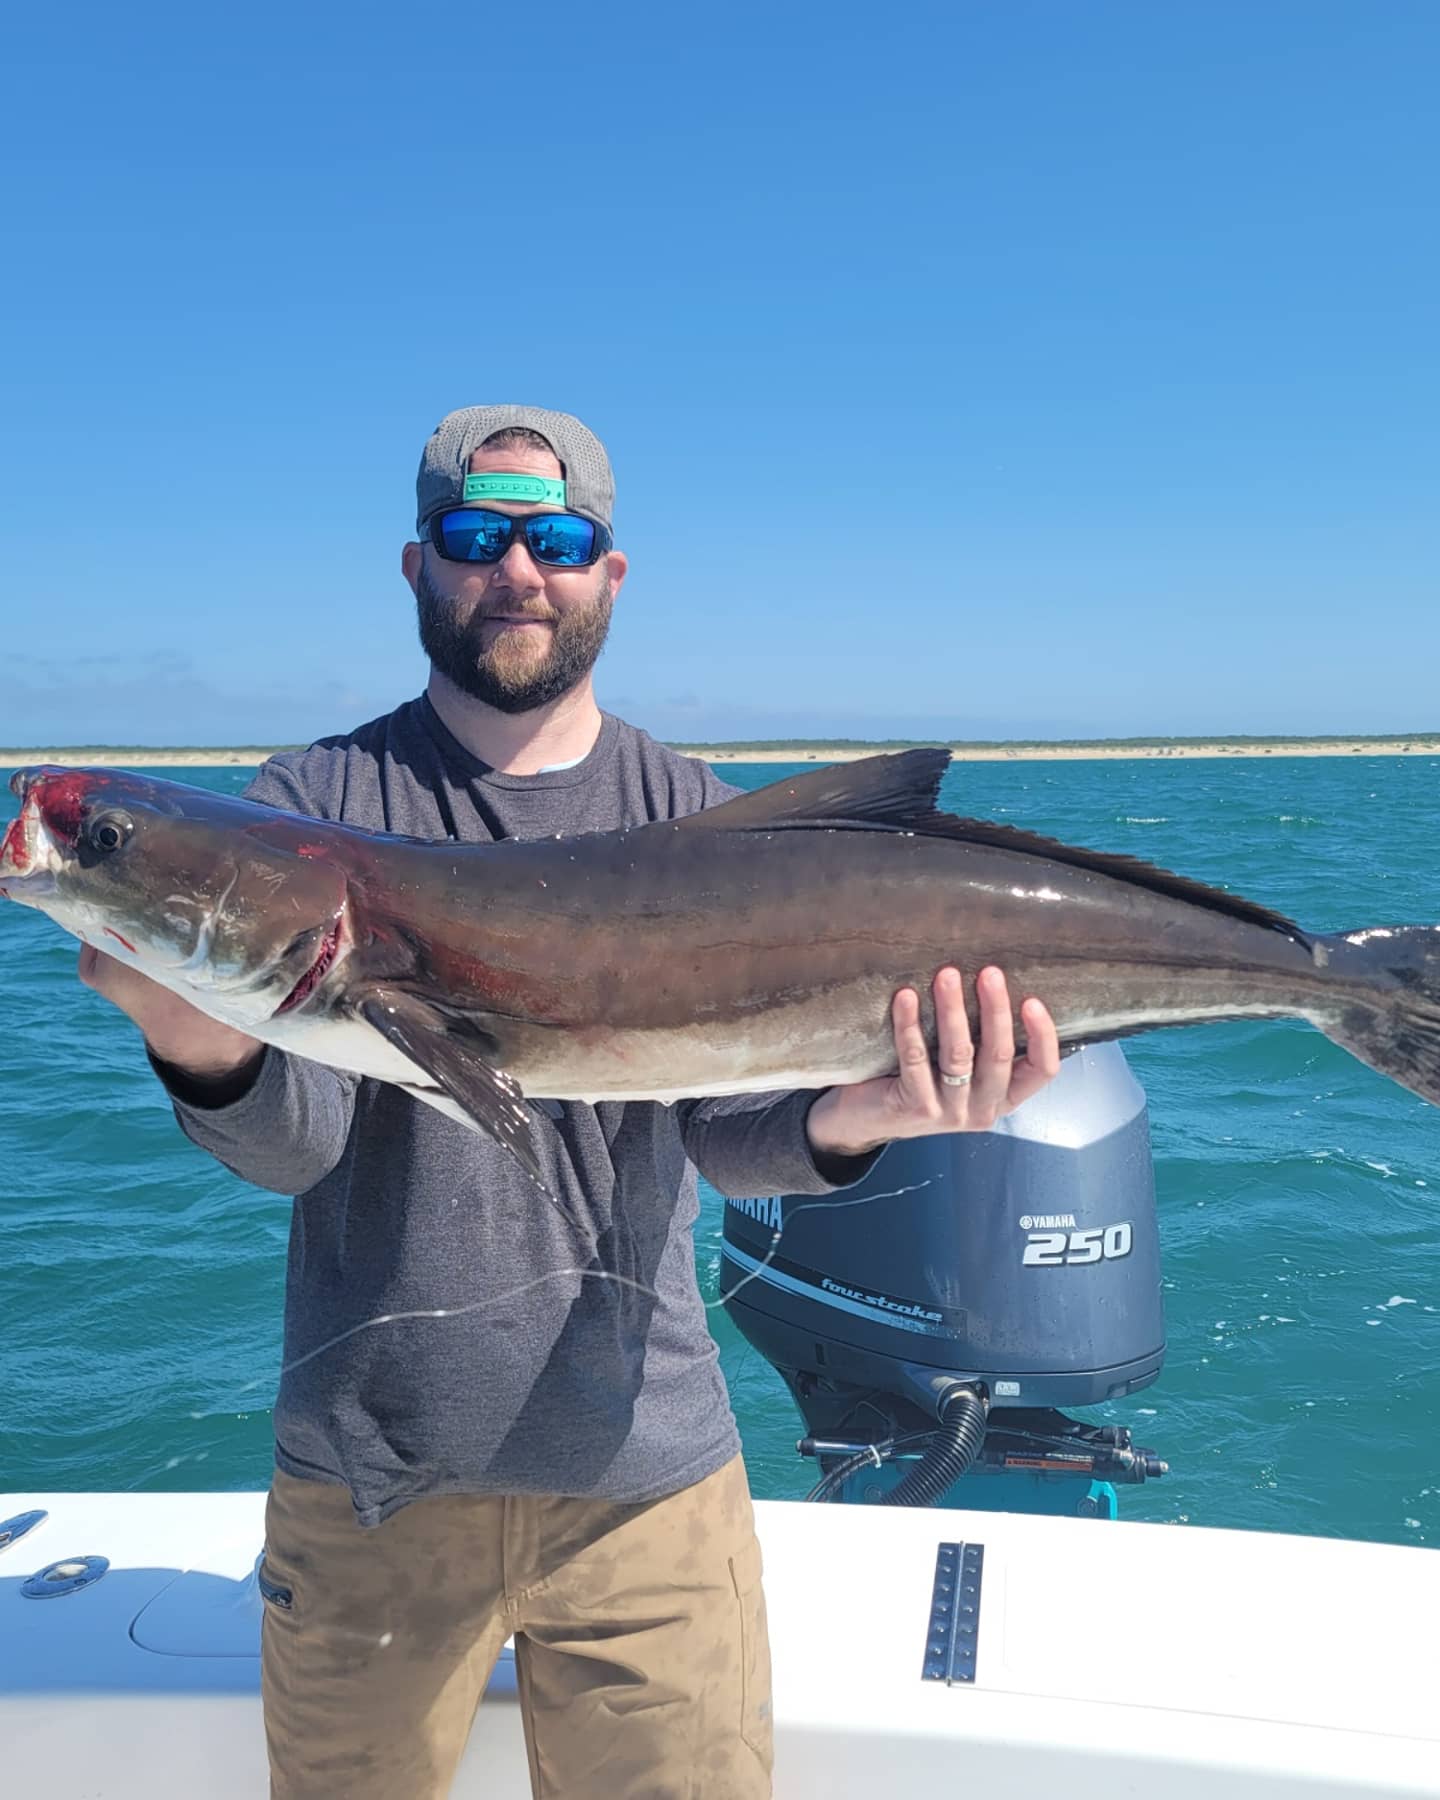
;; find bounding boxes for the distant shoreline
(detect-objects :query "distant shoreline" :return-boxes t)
[697,737,1440,764]
[4,736,1439,768]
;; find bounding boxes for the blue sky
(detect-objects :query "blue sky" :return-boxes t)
[3,1,1436,745]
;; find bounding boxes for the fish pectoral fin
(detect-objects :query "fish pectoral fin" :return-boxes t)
[359,990,557,1204]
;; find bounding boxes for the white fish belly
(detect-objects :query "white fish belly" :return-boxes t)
[257,1011,434,1087]
[501,988,897,1104]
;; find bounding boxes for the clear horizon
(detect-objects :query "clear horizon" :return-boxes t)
[5,2,1437,746]
[4,728,1439,756]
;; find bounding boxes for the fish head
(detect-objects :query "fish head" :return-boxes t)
[0,767,351,1026]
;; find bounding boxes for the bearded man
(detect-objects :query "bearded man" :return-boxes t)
[83,405,1060,1798]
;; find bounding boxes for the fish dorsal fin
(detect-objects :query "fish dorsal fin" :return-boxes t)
[899,810,1308,940]
[682,747,1305,941]
[679,747,953,831]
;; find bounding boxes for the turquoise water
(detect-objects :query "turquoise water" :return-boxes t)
[3,755,1438,1549]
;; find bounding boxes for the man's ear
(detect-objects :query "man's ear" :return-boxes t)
[605,548,629,599]
[401,540,423,595]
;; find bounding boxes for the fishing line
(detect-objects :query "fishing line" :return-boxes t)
[239,1175,939,1394]
[702,1177,936,1310]
[276,1267,656,1376]
[186,1267,665,1416]
[186,1175,942,1420]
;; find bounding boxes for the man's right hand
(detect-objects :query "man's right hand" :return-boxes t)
[79,944,264,1080]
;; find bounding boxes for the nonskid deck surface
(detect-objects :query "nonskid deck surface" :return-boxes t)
[2,1488,1438,1798]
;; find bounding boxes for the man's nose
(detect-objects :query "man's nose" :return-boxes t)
[493,534,544,588]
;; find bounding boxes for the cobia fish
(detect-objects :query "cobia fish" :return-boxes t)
[2,750,1439,1196]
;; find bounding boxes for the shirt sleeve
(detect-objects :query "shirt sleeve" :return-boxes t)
[674,1089,882,1198]
[149,756,360,1195]
[157,1044,361,1196]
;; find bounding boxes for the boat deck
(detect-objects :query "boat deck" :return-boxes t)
[2,1489,1437,1796]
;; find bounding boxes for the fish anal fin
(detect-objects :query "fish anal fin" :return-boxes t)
[360,990,560,1206]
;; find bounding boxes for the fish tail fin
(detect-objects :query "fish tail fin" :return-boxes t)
[1318,925,1440,1105]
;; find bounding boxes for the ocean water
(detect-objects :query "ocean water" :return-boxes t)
[2,753,1438,1551]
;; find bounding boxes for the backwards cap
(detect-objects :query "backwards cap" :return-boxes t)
[415,404,615,533]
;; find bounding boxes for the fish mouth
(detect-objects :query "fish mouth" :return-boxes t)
[274,910,348,1017]
[0,795,36,878]
[0,797,52,900]
[0,823,26,892]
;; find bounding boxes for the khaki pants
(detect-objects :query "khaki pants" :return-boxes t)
[258,1455,773,1799]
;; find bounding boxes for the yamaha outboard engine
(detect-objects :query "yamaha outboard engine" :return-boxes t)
[720,1043,1168,1514]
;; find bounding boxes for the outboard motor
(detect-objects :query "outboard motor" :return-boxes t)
[720,1043,1168,1514]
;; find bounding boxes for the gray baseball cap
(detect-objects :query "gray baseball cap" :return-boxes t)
[415,404,615,534]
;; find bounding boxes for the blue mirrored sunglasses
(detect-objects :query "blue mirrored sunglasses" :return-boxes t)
[423,508,612,568]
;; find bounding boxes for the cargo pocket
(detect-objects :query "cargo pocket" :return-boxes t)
[257,1558,294,1612]
[729,1535,773,1764]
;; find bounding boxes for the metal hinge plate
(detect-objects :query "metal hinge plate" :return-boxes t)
[921,1540,984,1685]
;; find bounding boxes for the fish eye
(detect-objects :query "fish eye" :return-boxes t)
[86,811,133,854]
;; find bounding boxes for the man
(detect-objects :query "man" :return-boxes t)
[82,405,1061,1799]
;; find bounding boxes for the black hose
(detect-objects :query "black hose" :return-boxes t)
[803,1433,935,1502]
[883,1387,987,1507]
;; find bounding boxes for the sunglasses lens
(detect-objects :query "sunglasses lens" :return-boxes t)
[433,510,513,562]
[524,515,599,566]
[430,510,604,567]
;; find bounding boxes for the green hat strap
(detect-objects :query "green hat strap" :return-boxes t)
[463,472,567,506]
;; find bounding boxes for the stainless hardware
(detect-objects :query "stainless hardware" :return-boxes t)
[21,1555,110,1598]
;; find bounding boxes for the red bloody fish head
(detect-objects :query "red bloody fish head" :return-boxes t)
[0,766,352,1028]
[1,766,97,899]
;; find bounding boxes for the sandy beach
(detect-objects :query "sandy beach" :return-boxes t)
[0,750,290,768]
[694,739,1440,764]
[3,738,1438,769]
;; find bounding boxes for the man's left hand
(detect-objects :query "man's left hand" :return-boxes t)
[805,965,1062,1161]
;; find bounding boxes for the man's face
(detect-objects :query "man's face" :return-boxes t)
[404,443,627,715]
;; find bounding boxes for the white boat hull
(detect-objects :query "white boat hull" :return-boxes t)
[2,1488,1437,1797]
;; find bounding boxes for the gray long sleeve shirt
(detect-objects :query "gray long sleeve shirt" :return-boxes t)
[161,696,867,1526]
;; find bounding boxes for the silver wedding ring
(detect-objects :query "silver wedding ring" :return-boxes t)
[940,1071,973,1088]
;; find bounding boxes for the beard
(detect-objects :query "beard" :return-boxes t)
[414,559,614,715]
